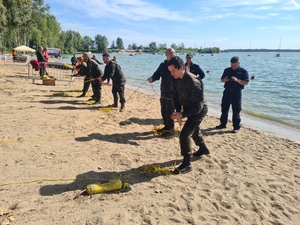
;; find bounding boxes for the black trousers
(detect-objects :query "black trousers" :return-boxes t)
[82,76,91,94]
[112,83,125,104]
[180,105,207,157]
[220,89,242,129]
[160,97,174,130]
[91,79,101,102]
[39,62,45,77]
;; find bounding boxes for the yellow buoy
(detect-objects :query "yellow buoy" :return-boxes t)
[86,179,129,195]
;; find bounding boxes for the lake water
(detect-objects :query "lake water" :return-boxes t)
[60,52,300,142]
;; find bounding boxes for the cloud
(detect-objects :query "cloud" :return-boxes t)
[290,0,300,9]
[53,0,190,22]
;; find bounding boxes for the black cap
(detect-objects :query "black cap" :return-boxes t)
[186,53,193,58]
[230,56,239,63]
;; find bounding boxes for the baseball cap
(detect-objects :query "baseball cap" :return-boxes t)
[186,53,193,58]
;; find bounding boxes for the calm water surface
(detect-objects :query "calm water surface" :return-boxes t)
[61,52,300,131]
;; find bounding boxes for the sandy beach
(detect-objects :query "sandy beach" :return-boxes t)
[0,60,299,225]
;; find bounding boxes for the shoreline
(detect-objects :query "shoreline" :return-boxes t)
[2,59,299,145]
[126,83,300,145]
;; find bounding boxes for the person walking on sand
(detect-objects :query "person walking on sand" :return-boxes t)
[99,53,126,112]
[168,56,210,174]
[147,48,176,138]
[215,56,249,133]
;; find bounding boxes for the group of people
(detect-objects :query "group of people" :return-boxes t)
[36,46,49,78]
[71,53,126,112]
[71,49,249,174]
[148,48,249,174]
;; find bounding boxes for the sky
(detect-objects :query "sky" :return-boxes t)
[44,0,300,50]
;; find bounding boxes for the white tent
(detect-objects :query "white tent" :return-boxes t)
[14,45,36,52]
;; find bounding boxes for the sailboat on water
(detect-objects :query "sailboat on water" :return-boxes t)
[275,38,281,57]
[248,41,251,56]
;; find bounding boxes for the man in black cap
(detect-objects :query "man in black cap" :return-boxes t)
[185,53,205,80]
[215,56,249,133]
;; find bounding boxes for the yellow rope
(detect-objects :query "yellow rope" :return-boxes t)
[0,75,184,187]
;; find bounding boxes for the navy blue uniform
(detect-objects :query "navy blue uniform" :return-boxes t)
[185,62,205,80]
[220,66,249,129]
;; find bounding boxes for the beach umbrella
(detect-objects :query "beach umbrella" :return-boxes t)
[14,45,36,52]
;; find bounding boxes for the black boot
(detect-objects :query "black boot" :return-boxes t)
[193,143,210,157]
[109,100,118,108]
[173,155,192,174]
[120,103,125,112]
[78,92,86,97]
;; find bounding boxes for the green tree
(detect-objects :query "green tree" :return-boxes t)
[95,34,108,53]
[0,0,7,52]
[116,37,124,49]
[149,41,157,51]
[158,43,167,50]
[82,35,93,51]
[171,43,177,50]
[127,44,132,50]
[111,40,115,49]
[132,43,137,50]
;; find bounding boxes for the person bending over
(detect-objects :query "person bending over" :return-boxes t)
[168,56,210,174]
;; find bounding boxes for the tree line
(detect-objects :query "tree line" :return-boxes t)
[0,0,219,54]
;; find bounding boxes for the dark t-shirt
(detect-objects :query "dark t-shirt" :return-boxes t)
[221,66,249,91]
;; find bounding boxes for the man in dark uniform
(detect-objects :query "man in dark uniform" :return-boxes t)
[147,48,176,137]
[71,54,77,73]
[92,55,103,65]
[215,56,249,133]
[83,52,103,104]
[36,46,46,78]
[185,53,205,80]
[100,53,126,112]
[168,56,210,174]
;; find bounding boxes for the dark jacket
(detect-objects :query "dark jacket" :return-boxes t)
[71,56,77,66]
[36,50,45,62]
[185,62,205,80]
[151,60,173,98]
[87,59,103,78]
[76,59,103,79]
[102,60,126,85]
[171,71,206,118]
[221,66,249,91]
[77,62,88,76]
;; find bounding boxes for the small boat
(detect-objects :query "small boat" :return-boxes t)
[129,53,135,56]
[275,38,281,57]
